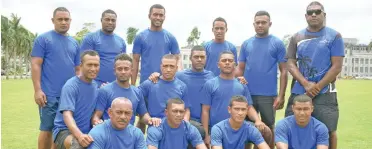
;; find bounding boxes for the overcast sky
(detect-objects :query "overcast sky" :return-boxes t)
[2,0,372,49]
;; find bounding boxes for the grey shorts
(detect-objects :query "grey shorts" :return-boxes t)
[55,129,85,149]
[285,93,339,132]
[251,96,276,128]
[189,120,206,139]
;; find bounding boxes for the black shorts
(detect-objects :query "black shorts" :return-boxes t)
[252,95,276,128]
[55,129,85,149]
[285,93,339,132]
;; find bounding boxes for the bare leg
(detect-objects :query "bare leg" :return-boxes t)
[329,131,337,149]
[38,131,52,149]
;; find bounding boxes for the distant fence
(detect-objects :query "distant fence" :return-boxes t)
[1,76,31,80]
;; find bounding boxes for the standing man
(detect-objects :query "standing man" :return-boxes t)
[204,17,237,76]
[53,50,100,149]
[201,51,272,147]
[285,1,344,149]
[276,95,329,149]
[88,98,147,149]
[211,96,270,149]
[131,4,181,86]
[81,9,126,87]
[31,7,80,149]
[91,53,161,127]
[236,10,288,148]
[146,98,207,149]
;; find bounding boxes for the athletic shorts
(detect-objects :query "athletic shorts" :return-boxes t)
[285,93,339,132]
[39,96,59,131]
[251,95,276,128]
[55,129,85,149]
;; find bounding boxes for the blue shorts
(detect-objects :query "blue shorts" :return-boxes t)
[39,96,59,131]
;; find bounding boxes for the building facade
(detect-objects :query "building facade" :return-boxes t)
[342,45,372,77]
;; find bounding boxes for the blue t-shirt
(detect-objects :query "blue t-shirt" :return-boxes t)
[52,76,98,141]
[88,120,146,149]
[176,69,215,122]
[139,78,188,118]
[31,30,80,97]
[203,40,237,76]
[201,76,253,126]
[286,27,345,94]
[146,118,204,149]
[133,29,180,83]
[95,81,147,125]
[80,30,126,84]
[239,35,286,96]
[275,115,329,149]
[211,119,265,148]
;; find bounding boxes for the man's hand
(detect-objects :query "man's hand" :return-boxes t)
[148,117,162,127]
[100,82,109,88]
[204,135,211,148]
[273,96,285,110]
[304,81,320,97]
[34,90,47,107]
[77,134,94,147]
[236,76,248,85]
[148,72,160,83]
[92,119,103,127]
[255,120,266,132]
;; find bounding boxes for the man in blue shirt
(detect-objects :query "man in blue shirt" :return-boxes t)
[91,53,161,127]
[31,7,80,149]
[88,97,146,149]
[201,51,272,148]
[81,9,126,87]
[211,95,270,149]
[147,98,207,149]
[139,54,189,125]
[53,50,100,149]
[236,10,288,148]
[131,4,181,86]
[276,95,329,149]
[204,17,237,76]
[285,2,344,149]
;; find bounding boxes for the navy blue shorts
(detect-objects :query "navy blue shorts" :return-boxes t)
[39,96,59,131]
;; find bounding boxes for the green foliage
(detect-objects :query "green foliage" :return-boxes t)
[126,27,139,45]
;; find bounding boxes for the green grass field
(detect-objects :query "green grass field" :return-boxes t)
[1,79,372,148]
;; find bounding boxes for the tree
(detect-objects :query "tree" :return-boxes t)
[126,27,139,45]
[282,34,292,49]
[186,27,201,47]
[73,22,95,44]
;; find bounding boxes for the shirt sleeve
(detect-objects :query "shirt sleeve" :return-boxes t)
[132,34,143,54]
[285,34,298,60]
[87,126,106,149]
[80,34,94,52]
[330,33,345,57]
[170,34,180,54]
[31,36,46,58]
[122,38,127,53]
[274,120,289,144]
[181,85,191,108]
[231,44,238,65]
[238,41,247,62]
[74,43,80,66]
[211,126,223,146]
[276,39,287,63]
[248,125,265,145]
[187,124,204,147]
[316,123,330,146]
[134,128,147,149]
[146,126,162,148]
[59,83,77,113]
[200,82,212,105]
[138,81,150,98]
[243,85,253,105]
[95,88,108,112]
[135,88,148,115]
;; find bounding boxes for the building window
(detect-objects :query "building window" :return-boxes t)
[355,67,359,73]
[183,55,188,60]
[355,58,359,64]
[365,67,368,73]
[370,67,372,73]
[183,64,188,68]
[366,59,369,64]
[361,59,364,65]
[360,67,364,73]
[345,58,347,63]
[189,64,192,68]
[344,67,347,72]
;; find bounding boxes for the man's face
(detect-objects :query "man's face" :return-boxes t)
[165,103,185,126]
[115,60,132,83]
[108,102,133,130]
[80,55,100,80]
[292,101,313,126]
[228,101,248,123]
[305,5,325,28]
[149,8,165,27]
[212,21,227,41]
[190,51,206,71]
[253,15,271,36]
[218,54,235,74]
[52,11,71,34]
[101,13,117,33]
[160,58,177,80]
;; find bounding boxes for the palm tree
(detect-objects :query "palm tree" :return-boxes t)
[126,27,139,45]
[186,27,201,47]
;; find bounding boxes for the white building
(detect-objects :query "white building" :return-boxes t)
[342,45,372,77]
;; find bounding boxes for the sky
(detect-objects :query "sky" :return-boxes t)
[2,0,372,50]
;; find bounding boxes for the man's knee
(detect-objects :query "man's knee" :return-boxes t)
[259,126,273,145]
